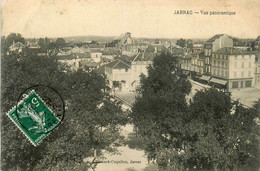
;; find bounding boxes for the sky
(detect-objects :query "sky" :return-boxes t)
[1,0,260,39]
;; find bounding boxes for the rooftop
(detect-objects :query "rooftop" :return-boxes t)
[213,47,255,55]
[106,60,130,69]
[132,52,157,62]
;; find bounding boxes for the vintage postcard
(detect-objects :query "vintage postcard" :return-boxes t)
[1,0,260,170]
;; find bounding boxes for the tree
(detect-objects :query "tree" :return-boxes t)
[176,38,186,48]
[131,52,259,170]
[131,53,191,169]
[1,44,128,170]
[3,33,25,50]
[1,50,68,170]
[184,89,260,170]
[38,38,45,48]
[55,38,66,47]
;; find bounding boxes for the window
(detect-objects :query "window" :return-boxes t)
[221,70,224,76]
[218,61,220,67]
[241,62,244,68]
[125,68,128,72]
[242,55,244,59]
[217,69,219,76]
[234,72,237,78]
[225,71,228,77]
[241,71,244,78]
[248,71,251,77]
[214,60,216,66]
[214,69,216,75]
[245,81,252,87]
[248,62,251,68]
[232,81,238,88]
[222,61,224,67]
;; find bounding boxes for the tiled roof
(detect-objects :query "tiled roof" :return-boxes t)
[56,53,91,60]
[213,47,254,55]
[106,60,130,69]
[79,60,99,67]
[132,52,157,62]
[101,48,121,55]
[172,47,184,54]
[146,44,170,53]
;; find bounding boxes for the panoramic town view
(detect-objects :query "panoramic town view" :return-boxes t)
[1,0,260,171]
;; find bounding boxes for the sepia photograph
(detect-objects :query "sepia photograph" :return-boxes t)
[1,0,260,170]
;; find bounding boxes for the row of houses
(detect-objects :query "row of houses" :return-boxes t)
[179,34,260,90]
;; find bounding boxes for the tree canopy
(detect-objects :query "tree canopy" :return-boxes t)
[1,40,128,170]
[55,38,66,47]
[131,52,259,170]
[131,52,192,168]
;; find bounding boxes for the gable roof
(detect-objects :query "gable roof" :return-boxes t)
[106,60,130,69]
[206,34,225,43]
[9,42,25,49]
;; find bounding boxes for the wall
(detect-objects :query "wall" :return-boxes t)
[212,35,233,52]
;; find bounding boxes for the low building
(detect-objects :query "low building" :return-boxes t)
[9,42,25,53]
[211,47,255,90]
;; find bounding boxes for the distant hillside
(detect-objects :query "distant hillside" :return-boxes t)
[64,35,116,42]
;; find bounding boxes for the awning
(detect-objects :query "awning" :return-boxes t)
[199,75,211,81]
[209,77,227,85]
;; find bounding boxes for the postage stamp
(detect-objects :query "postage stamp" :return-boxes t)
[7,90,60,146]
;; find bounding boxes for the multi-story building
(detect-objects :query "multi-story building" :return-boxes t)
[191,53,204,75]
[204,34,233,74]
[130,52,155,90]
[211,47,255,90]
[105,60,131,92]
[254,51,260,87]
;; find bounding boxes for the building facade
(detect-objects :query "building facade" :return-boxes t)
[211,47,255,90]
[204,34,233,74]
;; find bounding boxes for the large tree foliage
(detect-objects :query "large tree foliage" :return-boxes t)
[131,53,192,168]
[131,52,259,170]
[55,38,66,47]
[1,41,127,170]
[1,49,68,170]
[183,89,260,170]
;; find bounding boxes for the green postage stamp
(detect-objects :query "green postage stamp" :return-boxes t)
[7,90,60,146]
